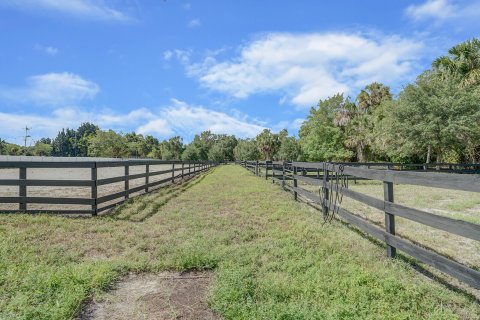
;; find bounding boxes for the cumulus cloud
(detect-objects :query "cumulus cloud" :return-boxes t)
[405,0,480,23]
[1,0,132,22]
[138,99,265,138]
[185,32,423,107]
[405,0,456,21]
[0,99,267,144]
[0,72,100,106]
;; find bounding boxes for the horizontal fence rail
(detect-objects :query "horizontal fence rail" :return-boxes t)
[0,159,216,215]
[237,160,480,290]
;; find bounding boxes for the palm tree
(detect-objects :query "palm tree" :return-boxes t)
[433,38,480,87]
[356,82,392,111]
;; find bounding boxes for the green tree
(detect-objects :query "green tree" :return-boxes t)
[158,136,184,160]
[0,138,6,155]
[208,143,225,162]
[32,142,53,156]
[393,70,480,163]
[299,94,353,161]
[233,139,260,160]
[433,38,480,87]
[335,83,392,162]
[182,144,200,161]
[52,129,73,156]
[87,130,129,158]
[255,129,280,160]
[190,131,217,160]
[278,136,301,161]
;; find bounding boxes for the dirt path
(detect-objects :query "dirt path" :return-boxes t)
[78,271,219,320]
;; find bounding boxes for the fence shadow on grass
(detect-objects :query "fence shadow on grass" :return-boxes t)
[297,192,480,303]
[107,170,214,223]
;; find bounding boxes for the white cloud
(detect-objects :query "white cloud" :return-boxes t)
[163,50,173,61]
[186,32,423,107]
[405,0,480,23]
[1,0,132,22]
[0,72,100,106]
[138,99,265,138]
[405,0,456,21]
[35,44,58,56]
[188,19,201,28]
[0,100,266,144]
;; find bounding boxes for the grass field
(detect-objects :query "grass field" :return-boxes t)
[0,165,479,319]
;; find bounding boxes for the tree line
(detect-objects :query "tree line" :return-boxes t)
[1,39,479,163]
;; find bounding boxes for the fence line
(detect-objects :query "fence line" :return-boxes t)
[237,160,480,290]
[0,159,216,215]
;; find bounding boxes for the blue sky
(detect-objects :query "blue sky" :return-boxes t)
[0,0,479,145]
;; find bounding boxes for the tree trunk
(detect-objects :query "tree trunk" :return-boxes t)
[356,144,366,162]
[436,149,442,171]
[426,145,431,164]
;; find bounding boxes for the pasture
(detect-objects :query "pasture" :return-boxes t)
[0,165,479,319]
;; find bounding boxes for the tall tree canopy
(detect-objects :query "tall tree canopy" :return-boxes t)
[299,94,353,161]
[433,38,480,88]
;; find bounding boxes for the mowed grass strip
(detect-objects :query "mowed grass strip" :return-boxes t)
[0,165,478,319]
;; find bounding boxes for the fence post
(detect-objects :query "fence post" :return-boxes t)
[181,162,185,178]
[265,162,269,180]
[255,160,259,176]
[124,164,129,200]
[384,180,396,258]
[293,165,297,200]
[172,162,175,183]
[282,162,285,188]
[145,164,150,193]
[91,163,98,216]
[19,167,27,211]
[272,162,275,184]
[322,166,329,216]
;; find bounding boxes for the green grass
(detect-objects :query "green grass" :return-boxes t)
[0,165,479,319]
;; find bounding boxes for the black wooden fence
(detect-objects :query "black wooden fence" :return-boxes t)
[238,160,480,290]
[0,159,216,216]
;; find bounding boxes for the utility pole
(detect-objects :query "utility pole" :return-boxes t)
[23,126,31,154]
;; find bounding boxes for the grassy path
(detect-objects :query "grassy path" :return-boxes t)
[0,165,479,319]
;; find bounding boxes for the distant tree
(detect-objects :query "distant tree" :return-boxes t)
[299,94,353,161]
[76,122,99,156]
[52,129,73,156]
[125,132,150,158]
[277,131,301,161]
[255,129,280,160]
[233,139,260,161]
[191,131,216,160]
[0,138,6,154]
[38,137,52,145]
[87,130,129,158]
[32,142,53,156]
[340,83,392,162]
[182,144,200,161]
[145,135,159,157]
[76,122,98,138]
[158,136,184,160]
[208,143,225,162]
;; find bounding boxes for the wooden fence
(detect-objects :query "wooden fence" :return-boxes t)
[0,159,216,216]
[238,160,480,290]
